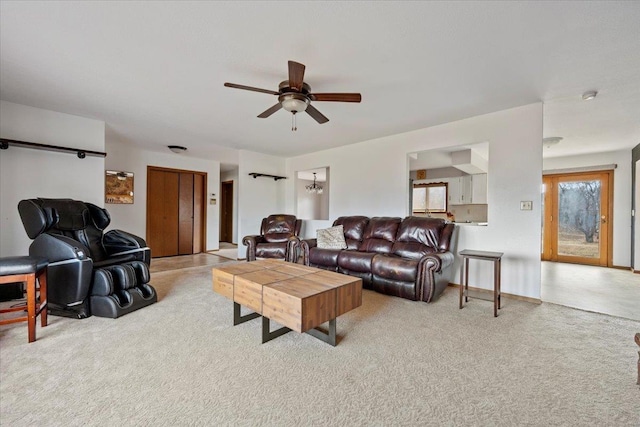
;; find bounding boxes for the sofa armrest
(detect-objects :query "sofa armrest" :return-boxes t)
[300,239,317,265]
[417,251,455,302]
[242,235,266,262]
[286,236,301,263]
[421,251,454,274]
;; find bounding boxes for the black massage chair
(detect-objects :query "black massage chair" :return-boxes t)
[18,198,157,318]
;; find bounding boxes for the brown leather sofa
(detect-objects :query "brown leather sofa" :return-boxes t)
[300,216,456,302]
[242,214,302,262]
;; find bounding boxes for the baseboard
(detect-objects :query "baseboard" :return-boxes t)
[447,283,542,305]
[611,265,633,271]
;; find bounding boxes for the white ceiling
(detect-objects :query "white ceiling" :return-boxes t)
[1,2,639,167]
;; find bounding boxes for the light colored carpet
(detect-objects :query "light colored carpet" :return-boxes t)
[1,265,638,426]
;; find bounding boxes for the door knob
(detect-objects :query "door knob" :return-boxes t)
[601,215,606,224]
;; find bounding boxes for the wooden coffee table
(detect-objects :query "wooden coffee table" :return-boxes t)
[212,260,362,346]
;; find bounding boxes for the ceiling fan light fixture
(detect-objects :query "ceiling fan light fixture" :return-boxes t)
[280,93,309,113]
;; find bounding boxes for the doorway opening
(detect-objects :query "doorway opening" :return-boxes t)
[541,170,613,266]
[296,167,329,220]
[220,180,234,243]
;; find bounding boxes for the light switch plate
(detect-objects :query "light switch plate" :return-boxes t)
[520,201,532,210]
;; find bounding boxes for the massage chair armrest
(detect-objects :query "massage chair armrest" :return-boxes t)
[29,233,91,264]
[300,239,317,265]
[103,229,151,264]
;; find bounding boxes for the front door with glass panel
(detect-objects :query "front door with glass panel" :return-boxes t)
[542,171,612,266]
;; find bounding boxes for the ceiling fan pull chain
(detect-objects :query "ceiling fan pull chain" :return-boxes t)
[292,112,297,131]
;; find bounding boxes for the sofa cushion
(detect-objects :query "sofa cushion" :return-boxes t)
[333,216,369,249]
[255,242,287,258]
[338,251,376,273]
[309,247,342,268]
[359,217,401,254]
[371,254,419,282]
[391,217,446,260]
[317,225,348,250]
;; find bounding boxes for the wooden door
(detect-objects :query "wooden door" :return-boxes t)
[147,167,207,258]
[147,169,179,257]
[220,180,233,243]
[542,171,613,266]
[193,174,204,253]
[178,173,194,255]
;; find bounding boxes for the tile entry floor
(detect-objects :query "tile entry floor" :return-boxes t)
[542,261,640,321]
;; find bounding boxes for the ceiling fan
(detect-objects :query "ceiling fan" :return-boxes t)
[224,60,361,131]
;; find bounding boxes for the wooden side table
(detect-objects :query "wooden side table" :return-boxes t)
[459,249,503,317]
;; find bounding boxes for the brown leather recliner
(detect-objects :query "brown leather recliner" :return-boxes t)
[242,214,302,262]
[301,216,457,303]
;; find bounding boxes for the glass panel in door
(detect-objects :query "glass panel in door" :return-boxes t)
[557,179,601,259]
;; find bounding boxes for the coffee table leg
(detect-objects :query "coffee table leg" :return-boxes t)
[262,316,291,343]
[306,318,337,346]
[233,302,260,326]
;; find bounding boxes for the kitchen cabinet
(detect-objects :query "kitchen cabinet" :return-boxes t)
[447,177,462,205]
[414,174,487,206]
[470,174,488,204]
[448,174,487,205]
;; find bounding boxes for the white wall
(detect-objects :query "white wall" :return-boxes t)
[105,138,221,251]
[237,150,288,259]
[0,101,105,256]
[285,103,544,299]
[543,149,632,267]
[221,168,239,244]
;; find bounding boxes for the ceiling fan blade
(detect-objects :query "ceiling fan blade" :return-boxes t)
[310,93,362,102]
[305,104,329,124]
[224,82,279,95]
[257,103,282,118]
[288,61,306,91]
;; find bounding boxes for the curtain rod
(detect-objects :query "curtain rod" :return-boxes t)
[0,138,107,159]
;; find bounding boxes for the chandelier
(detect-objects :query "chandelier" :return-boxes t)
[305,173,323,194]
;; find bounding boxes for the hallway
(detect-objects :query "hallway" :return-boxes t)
[542,261,640,321]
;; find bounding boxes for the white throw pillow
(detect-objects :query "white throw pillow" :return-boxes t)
[316,225,348,250]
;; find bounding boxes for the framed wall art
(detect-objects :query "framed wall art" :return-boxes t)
[105,170,134,204]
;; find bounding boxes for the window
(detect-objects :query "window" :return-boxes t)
[412,182,447,213]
